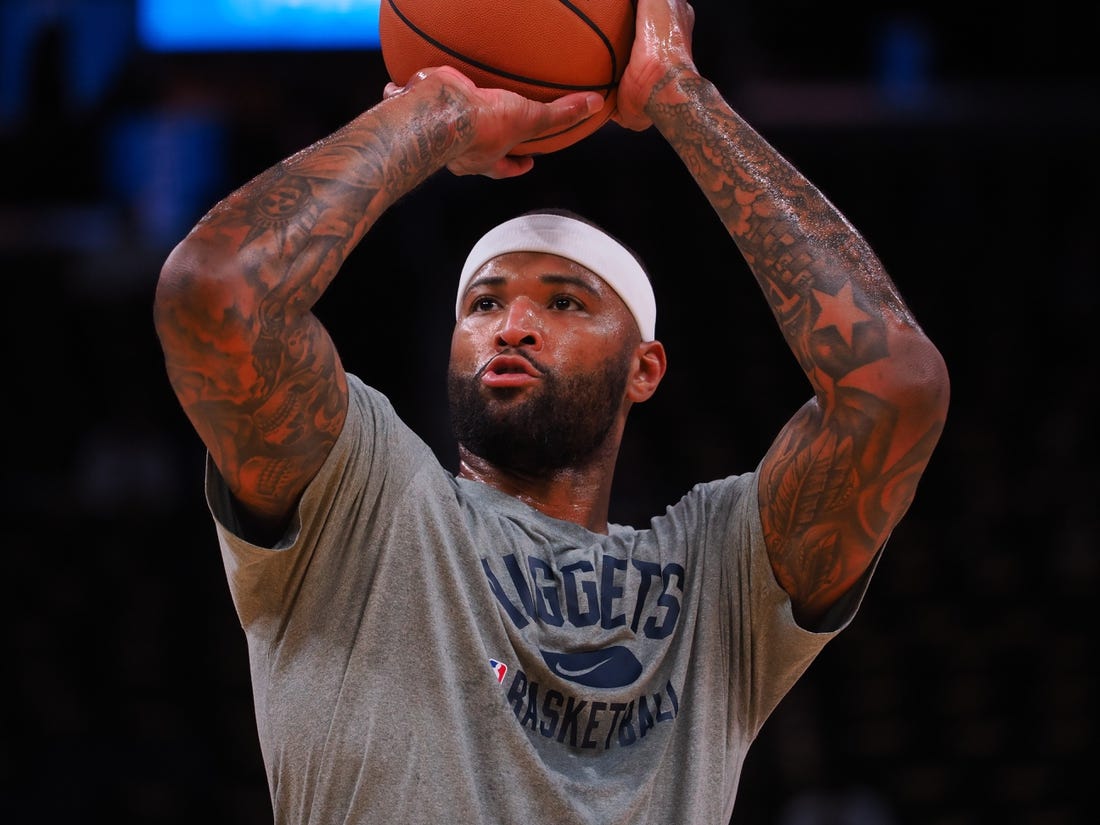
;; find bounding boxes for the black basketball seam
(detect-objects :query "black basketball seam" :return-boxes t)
[530,0,638,147]
[384,0,619,93]
[555,0,619,87]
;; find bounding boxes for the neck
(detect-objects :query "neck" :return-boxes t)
[456,446,618,534]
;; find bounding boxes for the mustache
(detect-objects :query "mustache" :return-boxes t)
[476,350,548,379]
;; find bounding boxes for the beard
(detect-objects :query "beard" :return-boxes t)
[447,348,632,476]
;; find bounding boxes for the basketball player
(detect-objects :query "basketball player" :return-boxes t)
[153,0,949,822]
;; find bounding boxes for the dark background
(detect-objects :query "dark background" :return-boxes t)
[3,2,1097,823]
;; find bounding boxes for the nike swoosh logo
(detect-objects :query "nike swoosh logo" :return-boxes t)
[551,657,613,677]
[539,645,643,688]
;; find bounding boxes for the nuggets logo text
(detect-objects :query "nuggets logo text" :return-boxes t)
[481,550,686,750]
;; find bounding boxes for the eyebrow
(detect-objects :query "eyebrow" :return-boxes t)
[466,272,602,296]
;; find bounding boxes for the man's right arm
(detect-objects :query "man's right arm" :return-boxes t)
[153,67,604,540]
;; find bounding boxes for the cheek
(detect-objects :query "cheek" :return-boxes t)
[557,323,630,362]
[448,334,465,367]
[449,328,481,370]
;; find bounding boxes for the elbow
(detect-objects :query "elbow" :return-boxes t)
[912,334,950,415]
[153,233,240,355]
[888,331,952,435]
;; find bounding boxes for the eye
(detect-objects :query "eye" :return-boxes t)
[471,296,500,312]
[550,295,584,311]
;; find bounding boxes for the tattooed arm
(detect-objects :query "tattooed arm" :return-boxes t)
[153,67,604,541]
[618,0,950,624]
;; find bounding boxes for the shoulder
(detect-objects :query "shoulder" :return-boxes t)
[654,472,760,536]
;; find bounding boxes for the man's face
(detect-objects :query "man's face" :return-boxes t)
[447,252,639,475]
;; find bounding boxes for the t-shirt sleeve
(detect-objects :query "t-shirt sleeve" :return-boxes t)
[204,375,439,633]
[692,470,881,739]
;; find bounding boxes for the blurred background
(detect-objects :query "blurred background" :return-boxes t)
[2,1,1096,823]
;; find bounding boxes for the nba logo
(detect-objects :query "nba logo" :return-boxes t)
[489,659,508,684]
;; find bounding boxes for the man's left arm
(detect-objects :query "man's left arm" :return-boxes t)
[657,75,950,625]
[616,0,951,625]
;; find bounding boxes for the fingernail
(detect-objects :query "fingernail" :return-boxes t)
[586,93,605,113]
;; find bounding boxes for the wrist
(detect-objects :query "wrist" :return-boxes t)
[368,73,476,182]
[644,65,707,118]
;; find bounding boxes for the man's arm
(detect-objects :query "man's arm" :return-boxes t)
[617,0,950,624]
[153,67,604,540]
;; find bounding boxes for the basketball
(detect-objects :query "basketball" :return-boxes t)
[378,0,636,156]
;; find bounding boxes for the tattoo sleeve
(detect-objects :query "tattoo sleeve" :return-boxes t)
[648,73,948,620]
[157,87,475,527]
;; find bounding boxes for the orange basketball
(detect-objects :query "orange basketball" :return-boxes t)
[378,0,636,156]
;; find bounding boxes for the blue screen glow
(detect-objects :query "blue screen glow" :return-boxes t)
[138,0,382,51]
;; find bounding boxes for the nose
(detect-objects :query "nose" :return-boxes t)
[496,297,544,350]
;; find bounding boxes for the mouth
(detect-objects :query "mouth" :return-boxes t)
[480,354,543,388]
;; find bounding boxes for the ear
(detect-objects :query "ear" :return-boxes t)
[626,340,667,403]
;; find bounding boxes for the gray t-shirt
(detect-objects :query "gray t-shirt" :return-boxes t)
[206,374,871,824]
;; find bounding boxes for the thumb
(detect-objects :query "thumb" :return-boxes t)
[544,92,605,127]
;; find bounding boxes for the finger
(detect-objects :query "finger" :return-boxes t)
[611,109,652,133]
[448,154,536,180]
[493,155,536,179]
[541,92,605,130]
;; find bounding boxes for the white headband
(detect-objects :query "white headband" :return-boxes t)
[456,214,656,341]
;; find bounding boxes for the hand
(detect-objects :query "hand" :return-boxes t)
[383,66,604,179]
[613,0,698,132]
